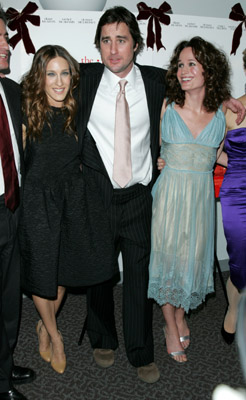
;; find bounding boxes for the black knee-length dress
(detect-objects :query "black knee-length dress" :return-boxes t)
[20,108,114,298]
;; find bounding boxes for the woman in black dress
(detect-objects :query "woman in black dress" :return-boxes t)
[20,45,113,374]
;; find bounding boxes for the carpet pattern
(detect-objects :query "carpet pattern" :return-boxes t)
[14,272,245,400]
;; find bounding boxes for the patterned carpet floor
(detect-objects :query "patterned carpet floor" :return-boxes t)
[14,272,245,400]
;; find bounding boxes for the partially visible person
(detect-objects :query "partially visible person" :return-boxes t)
[218,49,246,345]
[212,290,246,400]
[148,37,231,363]
[213,385,246,400]
[237,289,246,380]
[0,5,35,400]
[19,45,114,375]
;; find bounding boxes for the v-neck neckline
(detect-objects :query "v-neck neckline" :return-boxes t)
[172,103,216,141]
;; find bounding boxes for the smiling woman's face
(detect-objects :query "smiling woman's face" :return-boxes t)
[176,47,205,93]
[44,56,71,107]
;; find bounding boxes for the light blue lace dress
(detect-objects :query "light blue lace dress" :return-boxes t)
[148,102,225,312]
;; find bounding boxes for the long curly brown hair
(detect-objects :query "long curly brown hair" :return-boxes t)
[21,45,79,139]
[166,36,231,112]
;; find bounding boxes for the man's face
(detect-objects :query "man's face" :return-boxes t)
[0,19,9,71]
[99,22,138,78]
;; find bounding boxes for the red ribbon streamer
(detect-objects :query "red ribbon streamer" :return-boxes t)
[137,2,171,51]
[6,2,40,55]
[229,3,246,55]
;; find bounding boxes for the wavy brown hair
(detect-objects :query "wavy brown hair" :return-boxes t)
[21,45,79,139]
[166,36,231,112]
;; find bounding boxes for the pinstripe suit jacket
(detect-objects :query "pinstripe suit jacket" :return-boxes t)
[78,62,166,208]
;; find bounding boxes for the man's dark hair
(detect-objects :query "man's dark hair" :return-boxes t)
[94,6,144,61]
[0,4,7,25]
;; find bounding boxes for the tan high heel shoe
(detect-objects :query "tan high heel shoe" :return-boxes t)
[50,331,66,374]
[36,320,51,363]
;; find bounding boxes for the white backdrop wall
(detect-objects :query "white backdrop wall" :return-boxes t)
[2,1,246,263]
[1,0,243,18]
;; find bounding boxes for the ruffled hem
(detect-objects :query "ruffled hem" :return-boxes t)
[148,282,214,313]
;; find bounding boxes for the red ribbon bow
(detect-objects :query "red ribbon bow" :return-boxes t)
[229,3,246,55]
[6,2,40,55]
[137,2,171,51]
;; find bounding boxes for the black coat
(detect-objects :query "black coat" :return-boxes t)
[77,62,166,209]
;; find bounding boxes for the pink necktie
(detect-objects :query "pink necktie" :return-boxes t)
[113,79,132,188]
[0,95,19,212]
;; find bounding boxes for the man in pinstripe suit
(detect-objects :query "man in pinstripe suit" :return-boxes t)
[78,6,166,383]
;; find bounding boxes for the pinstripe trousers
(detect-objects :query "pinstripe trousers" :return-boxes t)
[86,183,154,368]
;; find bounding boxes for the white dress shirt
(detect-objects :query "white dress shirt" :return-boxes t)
[88,64,152,188]
[0,83,21,196]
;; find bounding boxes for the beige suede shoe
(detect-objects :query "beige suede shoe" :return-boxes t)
[137,362,160,383]
[93,349,115,368]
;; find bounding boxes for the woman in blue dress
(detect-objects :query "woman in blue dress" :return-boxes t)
[148,37,231,362]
